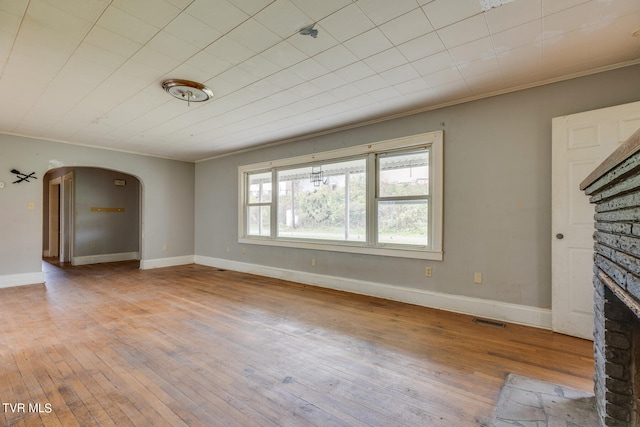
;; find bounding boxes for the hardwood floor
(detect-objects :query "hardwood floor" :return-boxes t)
[0,261,593,426]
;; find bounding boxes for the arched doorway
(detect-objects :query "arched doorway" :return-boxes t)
[43,167,142,266]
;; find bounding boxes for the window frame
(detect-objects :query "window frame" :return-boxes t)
[238,131,443,260]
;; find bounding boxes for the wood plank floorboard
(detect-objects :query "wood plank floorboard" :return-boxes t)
[0,261,594,426]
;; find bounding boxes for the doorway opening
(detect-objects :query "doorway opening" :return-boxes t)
[42,167,142,267]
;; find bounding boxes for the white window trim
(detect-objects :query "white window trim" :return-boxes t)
[238,131,443,261]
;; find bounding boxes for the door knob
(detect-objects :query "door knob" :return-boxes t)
[556,233,564,240]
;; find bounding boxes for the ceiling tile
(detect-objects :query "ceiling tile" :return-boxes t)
[313,44,358,71]
[27,0,93,39]
[74,41,128,70]
[131,46,181,73]
[263,69,307,89]
[261,42,307,68]
[319,3,375,42]
[491,20,542,50]
[229,0,274,15]
[344,28,393,60]
[498,43,543,78]
[355,0,419,25]
[0,10,24,37]
[311,72,348,91]
[0,0,28,16]
[97,6,159,45]
[542,0,590,17]
[186,0,249,34]
[111,0,181,28]
[364,48,408,73]
[543,1,601,35]
[255,0,313,38]
[485,0,541,33]
[380,63,421,85]
[184,50,233,78]
[147,31,201,62]
[238,55,281,79]
[334,62,376,83]
[412,50,455,76]
[425,67,463,87]
[600,0,640,20]
[437,14,489,49]
[287,58,331,81]
[458,56,501,79]
[353,74,387,92]
[448,36,495,63]
[397,32,445,62]
[227,19,282,54]
[289,0,352,22]
[287,23,339,56]
[204,37,254,65]
[163,13,223,49]
[422,0,483,29]
[379,8,434,46]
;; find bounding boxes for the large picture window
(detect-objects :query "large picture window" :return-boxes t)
[238,131,443,260]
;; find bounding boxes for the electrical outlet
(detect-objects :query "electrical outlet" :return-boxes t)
[425,267,432,277]
[90,242,96,249]
[226,247,231,253]
[311,258,316,266]
[28,202,35,210]
[474,272,483,284]
[241,247,247,254]
[163,244,168,251]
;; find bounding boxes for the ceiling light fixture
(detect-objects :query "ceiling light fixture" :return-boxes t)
[479,0,514,12]
[298,24,318,38]
[161,79,213,106]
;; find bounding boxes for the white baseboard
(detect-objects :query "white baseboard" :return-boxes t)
[73,252,140,266]
[0,271,45,288]
[140,255,195,270]
[194,256,552,330]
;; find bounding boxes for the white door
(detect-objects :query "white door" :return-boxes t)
[552,101,640,339]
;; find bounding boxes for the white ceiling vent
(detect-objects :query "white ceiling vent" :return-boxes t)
[479,0,514,12]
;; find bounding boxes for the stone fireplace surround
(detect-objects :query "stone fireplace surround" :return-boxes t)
[582,128,640,426]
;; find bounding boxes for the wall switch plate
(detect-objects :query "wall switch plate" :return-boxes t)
[425,267,432,277]
[474,272,483,284]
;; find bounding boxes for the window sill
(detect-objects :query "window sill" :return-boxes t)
[238,237,443,260]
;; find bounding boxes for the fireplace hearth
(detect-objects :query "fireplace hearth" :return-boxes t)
[582,128,640,426]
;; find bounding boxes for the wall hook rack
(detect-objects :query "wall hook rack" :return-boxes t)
[11,169,37,183]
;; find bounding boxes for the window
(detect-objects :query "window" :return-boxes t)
[238,131,443,260]
[377,149,430,247]
[277,158,367,242]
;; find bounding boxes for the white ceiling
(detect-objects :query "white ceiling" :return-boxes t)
[0,0,638,162]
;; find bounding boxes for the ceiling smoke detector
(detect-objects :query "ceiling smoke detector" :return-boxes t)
[479,0,514,11]
[162,79,213,105]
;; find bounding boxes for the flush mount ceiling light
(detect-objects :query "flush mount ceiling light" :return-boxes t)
[161,79,213,105]
[479,0,514,11]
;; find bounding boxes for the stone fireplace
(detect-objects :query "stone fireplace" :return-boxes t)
[582,128,640,426]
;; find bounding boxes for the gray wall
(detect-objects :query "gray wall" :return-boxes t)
[74,168,140,257]
[194,64,640,309]
[0,135,195,277]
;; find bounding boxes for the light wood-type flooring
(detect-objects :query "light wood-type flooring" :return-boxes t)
[0,261,594,426]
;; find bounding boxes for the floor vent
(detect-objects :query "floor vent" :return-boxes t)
[473,318,506,328]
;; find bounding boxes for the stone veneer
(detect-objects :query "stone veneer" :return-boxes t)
[582,128,640,427]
